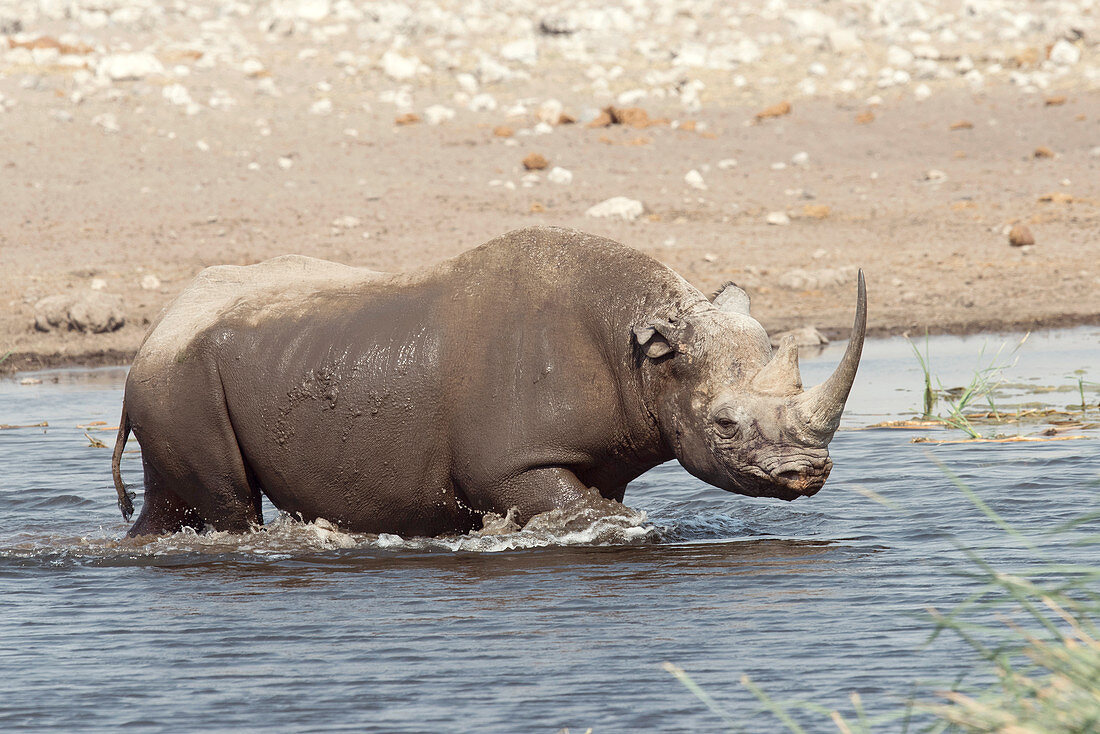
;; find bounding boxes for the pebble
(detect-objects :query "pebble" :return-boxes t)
[1049,39,1081,66]
[717,158,738,170]
[684,169,707,190]
[522,153,549,170]
[423,105,455,125]
[163,84,192,106]
[791,151,810,166]
[92,113,119,133]
[1008,224,1035,247]
[310,98,333,115]
[332,215,361,229]
[547,167,573,185]
[770,326,829,349]
[140,274,161,291]
[586,197,645,221]
[382,50,420,80]
[766,211,791,226]
[97,53,164,81]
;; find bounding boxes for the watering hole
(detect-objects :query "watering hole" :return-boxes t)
[2,328,1098,732]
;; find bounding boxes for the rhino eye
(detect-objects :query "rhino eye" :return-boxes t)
[714,415,741,439]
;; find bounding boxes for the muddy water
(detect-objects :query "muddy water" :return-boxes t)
[2,329,1098,733]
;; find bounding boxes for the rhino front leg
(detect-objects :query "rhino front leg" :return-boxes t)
[471,467,597,527]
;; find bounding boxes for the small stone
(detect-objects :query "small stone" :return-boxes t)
[1033,146,1055,159]
[914,83,932,101]
[97,52,164,81]
[887,46,914,67]
[278,156,294,170]
[924,169,947,182]
[332,215,361,229]
[493,125,514,138]
[717,158,738,170]
[394,112,420,125]
[522,153,549,170]
[381,50,420,81]
[242,59,265,77]
[310,98,332,115]
[756,101,791,120]
[1008,225,1035,247]
[802,204,831,219]
[538,98,564,124]
[90,278,107,291]
[140,274,161,290]
[827,28,863,54]
[586,197,645,221]
[163,84,192,106]
[791,151,810,166]
[855,110,875,124]
[547,166,573,185]
[500,38,538,65]
[950,120,973,130]
[1049,39,1081,66]
[92,113,119,133]
[770,326,829,349]
[423,105,455,125]
[766,211,791,226]
[684,169,707,190]
[1045,95,1067,106]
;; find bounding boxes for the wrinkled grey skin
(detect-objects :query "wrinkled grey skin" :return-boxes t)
[113,226,866,537]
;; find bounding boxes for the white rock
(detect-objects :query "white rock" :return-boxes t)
[808,62,828,77]
[787,9,836,39]
[547,166,573,185]
[332,215,361,229]
[500,38,538,65]
[914,83,932,100]
[196,140,210,151]
[272,0,331,22]
[924,169,947,182]
[586,196,644,221]
[1090,146,1100,158]
[90,278,107,291]
[423,104,455,125]
[887,45,914,67]
[766,211,791,226]
[684,169,707,190]
[162,84,192,106]
[455,72,478,94]
[381,50,420,81]
[717,158,738,170]
[1049,39,1081,66]
[92,113,119,133]
[97,53,164,81]
[538,98,563,124]
[140,274,161,291]
[791,151,810,166]
[278,156,294,170]
[828,29,862,54]
[468,93,497,111]
[533,121,553,135]
[242,58,265,77]
[310,98,332,115]
[476,55,511,85]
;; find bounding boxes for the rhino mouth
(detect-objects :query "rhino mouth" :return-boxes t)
[738,458,833,501]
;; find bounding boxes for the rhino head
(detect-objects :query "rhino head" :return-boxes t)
[634,272,866,501]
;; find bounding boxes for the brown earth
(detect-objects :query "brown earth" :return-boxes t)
[2,85,1099,374]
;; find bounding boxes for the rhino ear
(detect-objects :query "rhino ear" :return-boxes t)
[632,320,688,359]
[712,282,751,316]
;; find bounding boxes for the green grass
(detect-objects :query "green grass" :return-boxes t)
[664,460,1100,733]
[905,334,1029,438]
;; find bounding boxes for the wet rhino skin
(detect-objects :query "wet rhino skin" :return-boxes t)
[112,225,866,537]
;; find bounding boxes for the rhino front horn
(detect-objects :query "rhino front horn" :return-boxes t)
[798,270,867,439]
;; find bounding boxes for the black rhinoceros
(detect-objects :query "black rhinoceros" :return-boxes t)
[112,226,865,537]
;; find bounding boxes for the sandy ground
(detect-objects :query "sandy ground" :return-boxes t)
[1,1,1099,373]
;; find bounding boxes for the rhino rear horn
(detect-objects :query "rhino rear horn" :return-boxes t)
[797,270,867,438]
[750,335,803,396]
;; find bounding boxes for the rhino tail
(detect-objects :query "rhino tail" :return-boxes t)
[112,403,135,521]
